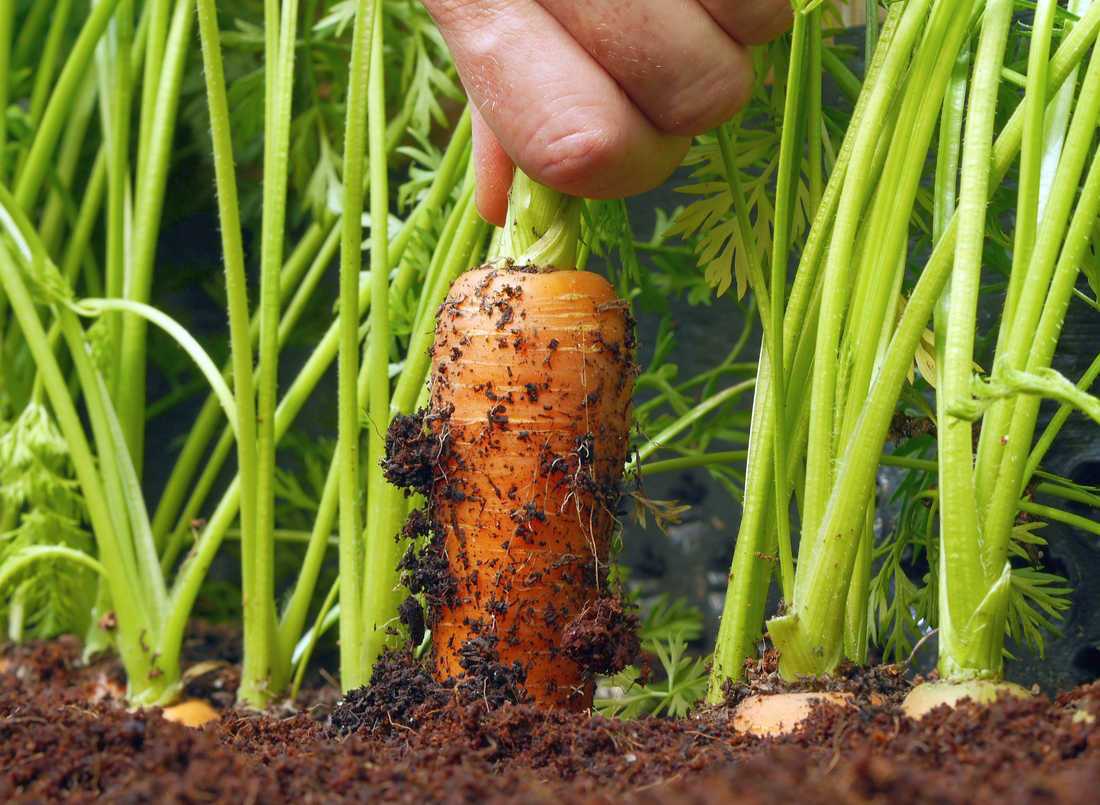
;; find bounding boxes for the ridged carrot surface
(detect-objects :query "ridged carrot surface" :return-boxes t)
[428,266,635,709]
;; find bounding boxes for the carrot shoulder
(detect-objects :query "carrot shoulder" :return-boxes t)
[428,265,636,709]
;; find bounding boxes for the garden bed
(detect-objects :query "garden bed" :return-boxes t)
[3,638,1099,804]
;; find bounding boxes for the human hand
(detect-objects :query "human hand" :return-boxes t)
[422,1,792,224]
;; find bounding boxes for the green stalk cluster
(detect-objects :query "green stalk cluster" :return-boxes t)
[1,0,477,707]
[709,0,1100,691]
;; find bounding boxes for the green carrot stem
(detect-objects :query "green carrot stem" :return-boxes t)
[975,0,1059,517]
[114,0,193,472]
[500,169,582,267]
[0,0,12,183]
[25,0,72,131]
[637,451,749,477]
[937,0,1013,680]
[359,0,398,685]
[1026,352,1100,482]
[336,0,377,692]
[196,0,263,699]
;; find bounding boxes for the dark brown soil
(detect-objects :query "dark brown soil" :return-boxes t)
[724,649,913,707]
[561,595,641,675]
[3,638,1100,803]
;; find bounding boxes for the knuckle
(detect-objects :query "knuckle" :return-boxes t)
[525,113,625,193]
[652,62,752,136]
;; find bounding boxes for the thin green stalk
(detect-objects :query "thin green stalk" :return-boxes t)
[25,0,72,129]
[359,0,397,685]
[60,150,107,290]
[238,0,301,706]
[137,0,172,183]
[1026,352,1100,481]
[336,0,376,693]
[843,502,873,664]
[627,380,755,467]
[279,450,340,652]
[937,0,1013,680]
[1018,501,1100,538]
[976,0,1059,515]
[0,0,11,182]
[290,577,340,699]
[638,451,748,477]
[763,10,814,602]
[98,0,134,401]
[807,9,824,215]
[39,75,99,256]
[13,0,122,211]
[196,0,262,702]
[115,0,193,470]
[1034,481,1100,510]
[706,355,776,700]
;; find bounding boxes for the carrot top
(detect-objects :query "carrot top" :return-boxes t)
[500,170,582,268]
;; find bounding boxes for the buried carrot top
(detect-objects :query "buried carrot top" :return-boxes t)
[0,0,1098,736]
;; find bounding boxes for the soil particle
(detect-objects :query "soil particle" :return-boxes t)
[399,595,427,645]
[561,596,641,676]
[4,639,1100,803]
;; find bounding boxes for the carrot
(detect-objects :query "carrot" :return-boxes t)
[426,265,636,709]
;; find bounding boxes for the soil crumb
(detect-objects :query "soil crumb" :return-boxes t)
[561,596,640,675]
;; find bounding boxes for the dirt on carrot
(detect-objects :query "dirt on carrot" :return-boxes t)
[5,637,1100,803]
[561,595,641,676]
[397,510,459,615]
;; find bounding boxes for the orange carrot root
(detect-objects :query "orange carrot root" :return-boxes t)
[427,265,636,709]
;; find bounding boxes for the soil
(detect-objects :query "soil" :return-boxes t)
[561,596,641,676]
[4,637,1100,803]
[723,649,913,707]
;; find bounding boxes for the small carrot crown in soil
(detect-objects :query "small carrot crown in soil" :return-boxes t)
[382,172,641,709]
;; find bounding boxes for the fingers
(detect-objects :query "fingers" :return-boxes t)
[471,106,514,225]
[536,0,753,135]
[697,0,794,46]
[423,0,690,203]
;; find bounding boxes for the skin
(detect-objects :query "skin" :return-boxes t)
[422,0,793,224]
